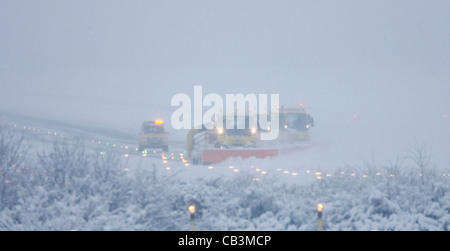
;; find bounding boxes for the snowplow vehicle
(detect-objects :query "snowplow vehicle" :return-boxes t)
[186,115,269,164]
[138,120,168,152]
[186,108,314,164]
[214,115,259,148]
[278,108,314,143]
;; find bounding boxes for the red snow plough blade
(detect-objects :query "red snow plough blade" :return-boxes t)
[201,149,278,163]
[200,144,309,164]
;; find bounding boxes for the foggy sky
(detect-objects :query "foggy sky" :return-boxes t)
[1,1,449,164]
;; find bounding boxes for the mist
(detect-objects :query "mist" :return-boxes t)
[1,0,449,165]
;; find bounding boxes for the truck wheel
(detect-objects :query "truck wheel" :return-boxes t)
[193,158,200,165]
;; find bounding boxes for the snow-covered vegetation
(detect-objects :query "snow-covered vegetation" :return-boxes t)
[1,125,449,231]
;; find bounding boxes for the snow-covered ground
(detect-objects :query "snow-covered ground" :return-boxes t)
[1,0,450,232]
[1,114,450,231]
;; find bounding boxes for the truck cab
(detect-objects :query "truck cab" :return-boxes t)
[278,108,314,142]
[138,120,169,152]
[213,115,259,148]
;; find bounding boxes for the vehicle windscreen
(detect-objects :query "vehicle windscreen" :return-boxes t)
[142,126,165,134]
[223,116,255,136]
[282,113,309,130]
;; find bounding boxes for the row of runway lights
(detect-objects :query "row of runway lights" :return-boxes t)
[3,122,450,181]
[10,123,446,180]
[3,121,140,160]
[2,121,141,154]
[0,122,134,152]
[9,121,450,180]
[3,122,65,138]
[123,150,450,181]
[3,152,450,185]
[4,122,196,163]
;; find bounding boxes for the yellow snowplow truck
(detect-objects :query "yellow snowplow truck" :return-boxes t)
[214,115,259,148]
[185,111,314,164]
[186,115,260,164]
[278,108,314,143]
[138,120,168,152]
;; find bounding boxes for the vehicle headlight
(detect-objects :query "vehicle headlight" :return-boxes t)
[217,128,224,134]
[251,128,257,134]
[306,124,310,129]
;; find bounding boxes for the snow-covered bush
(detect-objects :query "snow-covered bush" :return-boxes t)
[0,129,449,230]
[0,125,29,211]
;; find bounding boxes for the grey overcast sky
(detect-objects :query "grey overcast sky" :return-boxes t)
[1,1,449,162]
